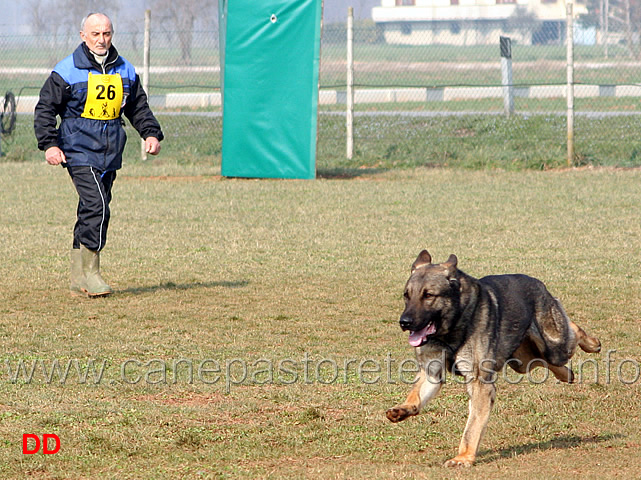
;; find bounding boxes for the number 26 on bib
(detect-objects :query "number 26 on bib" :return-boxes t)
[82,73,124,120]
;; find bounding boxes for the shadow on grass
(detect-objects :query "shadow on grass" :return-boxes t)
[316,167,389,179]
[118,280,249,295]
[477,433,625,465]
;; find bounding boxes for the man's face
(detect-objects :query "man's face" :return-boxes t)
[80,14,113,55]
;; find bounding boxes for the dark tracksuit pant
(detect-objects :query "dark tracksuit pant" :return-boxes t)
[67,166,116,252]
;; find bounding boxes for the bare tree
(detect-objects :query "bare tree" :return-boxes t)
[28,0,125,66]
[27,0,67,65]
[27,0,50,35]
[119,16,144,53]
[29,0,122,37]
[151,0,216,65]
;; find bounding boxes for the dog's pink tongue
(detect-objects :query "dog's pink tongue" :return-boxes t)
[408,324,436,347]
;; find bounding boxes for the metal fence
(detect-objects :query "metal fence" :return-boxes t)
[2,11,641,167]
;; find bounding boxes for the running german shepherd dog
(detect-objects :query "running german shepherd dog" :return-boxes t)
[387,250,601,467]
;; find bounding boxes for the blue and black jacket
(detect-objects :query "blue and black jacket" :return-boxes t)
[35,43,163,171]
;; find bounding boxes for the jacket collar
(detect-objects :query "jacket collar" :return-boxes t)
[73,43,122,71]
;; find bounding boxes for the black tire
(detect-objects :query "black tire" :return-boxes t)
[1,91,17,135]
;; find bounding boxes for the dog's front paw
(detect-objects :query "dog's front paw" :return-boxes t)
[386,405,418,423]
[443,455,474,468]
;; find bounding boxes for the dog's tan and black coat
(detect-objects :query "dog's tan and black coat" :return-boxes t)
[387,250,601,467]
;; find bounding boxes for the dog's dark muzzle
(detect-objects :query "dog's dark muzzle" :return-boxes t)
[399,315,414,331]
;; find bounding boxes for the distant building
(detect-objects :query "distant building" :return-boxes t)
[371,0,588,46]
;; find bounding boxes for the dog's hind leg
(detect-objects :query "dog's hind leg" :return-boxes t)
[511,339,575,383]
[386,369,442,423]
[543,321,599,383]
[570,321,601,353]
[548,364,575,383]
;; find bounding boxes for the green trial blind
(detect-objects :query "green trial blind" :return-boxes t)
[219,0,322,179]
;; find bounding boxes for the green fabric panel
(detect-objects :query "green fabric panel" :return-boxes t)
[220,0,321,179]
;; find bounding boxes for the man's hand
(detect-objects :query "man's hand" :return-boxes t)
[145,137,161,155]
[45,146,66,165]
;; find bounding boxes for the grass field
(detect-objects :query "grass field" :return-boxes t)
[5,112,641,171]
[1,160,640,479]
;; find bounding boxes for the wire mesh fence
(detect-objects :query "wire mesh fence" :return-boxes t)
[2,11,641,168]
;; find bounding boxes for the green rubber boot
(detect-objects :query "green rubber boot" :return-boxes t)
[70,248,87,295]
[80,245,113,297]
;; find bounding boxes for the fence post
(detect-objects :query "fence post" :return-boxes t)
[500,36,514,117]
[346,7,354,160]
[566,3,574,167]
[141,9,151,161]
[604,0,609,59]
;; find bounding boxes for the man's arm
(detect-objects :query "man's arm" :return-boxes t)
[34,72,69,152]
[122,73,164,149]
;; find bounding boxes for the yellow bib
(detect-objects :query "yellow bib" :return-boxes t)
[82,72,124,120]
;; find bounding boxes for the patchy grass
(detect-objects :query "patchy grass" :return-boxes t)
[0,164,640,478]
[5,112,641,171]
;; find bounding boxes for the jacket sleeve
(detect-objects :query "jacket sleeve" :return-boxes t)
[34,72,69,151]
[122,74,164,142]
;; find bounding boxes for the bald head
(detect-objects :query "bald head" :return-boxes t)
[80,13,113,56]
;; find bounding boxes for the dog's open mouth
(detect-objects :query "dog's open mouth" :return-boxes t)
[408,323,437,347]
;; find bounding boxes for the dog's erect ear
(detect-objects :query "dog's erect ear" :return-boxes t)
[411,250,432,272]
[444,254,458,268]
[443,254,458,276]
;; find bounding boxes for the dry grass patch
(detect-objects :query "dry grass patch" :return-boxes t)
[1,164,640,478]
